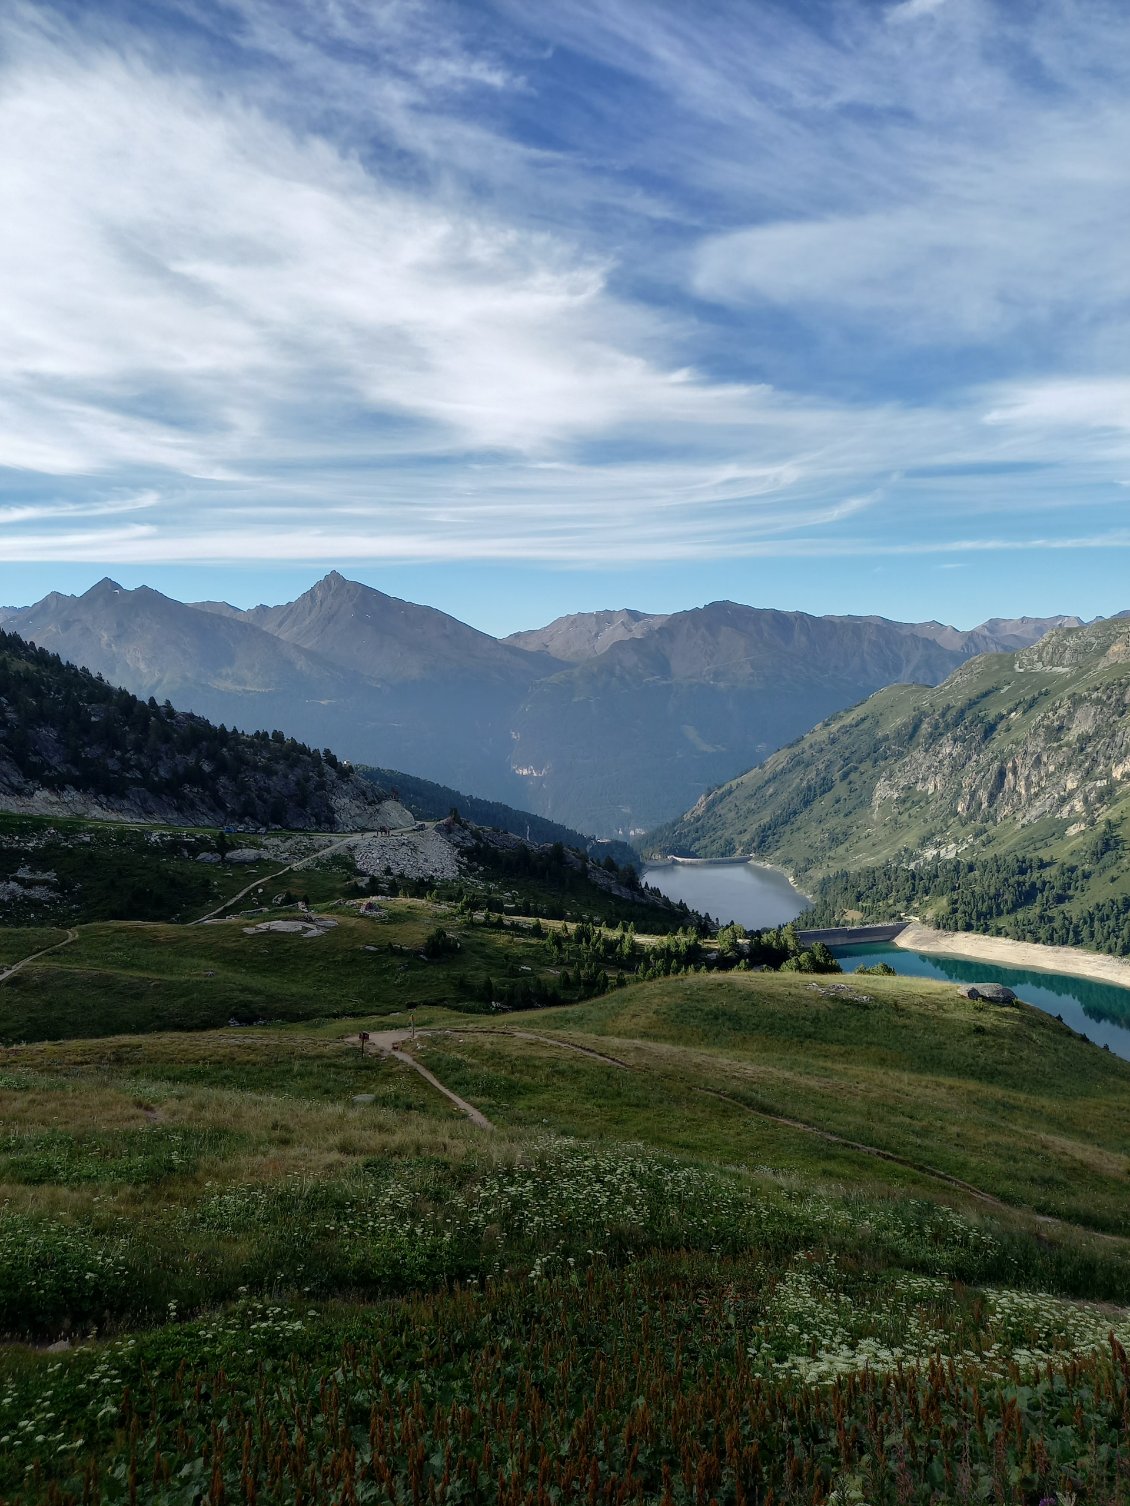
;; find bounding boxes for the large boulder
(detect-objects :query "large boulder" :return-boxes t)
[958,983,1017,1003]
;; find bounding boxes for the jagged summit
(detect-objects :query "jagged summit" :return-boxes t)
[238,571,559,684]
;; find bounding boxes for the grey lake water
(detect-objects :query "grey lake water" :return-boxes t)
[641,859,809,929]
[641,859,1130,1063]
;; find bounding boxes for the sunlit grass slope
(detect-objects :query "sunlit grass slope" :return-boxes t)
[0,902,585,1043]
[431,974,1130,1233]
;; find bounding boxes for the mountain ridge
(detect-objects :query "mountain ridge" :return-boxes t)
[7,573,1120,836]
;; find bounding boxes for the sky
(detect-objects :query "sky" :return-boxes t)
[1,0,1129,635]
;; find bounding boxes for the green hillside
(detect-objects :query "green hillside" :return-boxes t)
[3,906,1130,1503]
[651,618,1130,953]
[0,629,387,831]
[4,620,1130,1504]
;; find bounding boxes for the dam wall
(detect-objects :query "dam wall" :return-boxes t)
[796,923,908,947]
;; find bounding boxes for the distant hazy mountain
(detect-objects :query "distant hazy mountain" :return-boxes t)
[187,599,246,621]
[505,608,667,662]
[507,601,1005,832]
[5,577,544,799]
[825,612,1086,655]
[507,606,1087,667]
[237,571,560,684]
[7,579,361,727]
[9,574,1114,836]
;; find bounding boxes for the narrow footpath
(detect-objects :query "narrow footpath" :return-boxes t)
[193,834,365,924]
[0,928,78,986]
[347,1029,494,1130]
[428,1025,1127,1245]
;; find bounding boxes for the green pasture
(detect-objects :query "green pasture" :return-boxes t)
[3,902,1130,1503]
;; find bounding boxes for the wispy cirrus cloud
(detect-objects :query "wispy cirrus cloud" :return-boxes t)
[0,0,1129,586]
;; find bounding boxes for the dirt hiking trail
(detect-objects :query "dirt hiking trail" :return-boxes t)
[0,928,78,986]
[346,1029,493,1130]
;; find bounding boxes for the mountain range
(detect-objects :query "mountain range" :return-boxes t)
[2,573,1112,835]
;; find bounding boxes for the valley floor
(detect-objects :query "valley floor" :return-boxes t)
[897,921,1130,991]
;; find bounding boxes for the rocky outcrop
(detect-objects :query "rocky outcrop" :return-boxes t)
[871,678,1130,831]
[354,828,462,882]
[957,983,1017,1003]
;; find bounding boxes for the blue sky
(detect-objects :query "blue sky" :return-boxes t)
[1,0,1128,635]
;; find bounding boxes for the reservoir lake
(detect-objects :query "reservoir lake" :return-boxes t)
[641,858,1130,1062]
[641,859,809,929]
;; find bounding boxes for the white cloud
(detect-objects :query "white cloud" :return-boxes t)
[887,0,950,24]
[984,380,1130,433]
[692,85,1130,350]
[0,15,760,482]
[2,0,1130,573]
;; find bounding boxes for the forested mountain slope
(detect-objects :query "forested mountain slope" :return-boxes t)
[0,630,388,830]
[652,618,1130,953]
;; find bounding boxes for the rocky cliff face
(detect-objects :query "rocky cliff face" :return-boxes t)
[871,625,1130,834]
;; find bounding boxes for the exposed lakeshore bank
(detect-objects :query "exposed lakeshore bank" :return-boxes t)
[896,922,1130,993]
[652,854,812,901]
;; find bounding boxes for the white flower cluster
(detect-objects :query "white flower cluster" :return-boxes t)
[458,1139,751,1250]
[0,1344,136,1472]
[748,1256,1130,1387]
[0,1213,129,1304]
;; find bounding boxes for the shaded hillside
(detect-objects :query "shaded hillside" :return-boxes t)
[652,618,1130,953]
[0,630,388,831]
[359,764,637,866]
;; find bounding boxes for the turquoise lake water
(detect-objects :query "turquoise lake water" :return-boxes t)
[641,859,1130,1063]
[834,942,1130,1061]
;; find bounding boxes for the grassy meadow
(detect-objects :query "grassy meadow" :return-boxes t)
[2,889,1130,1502]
